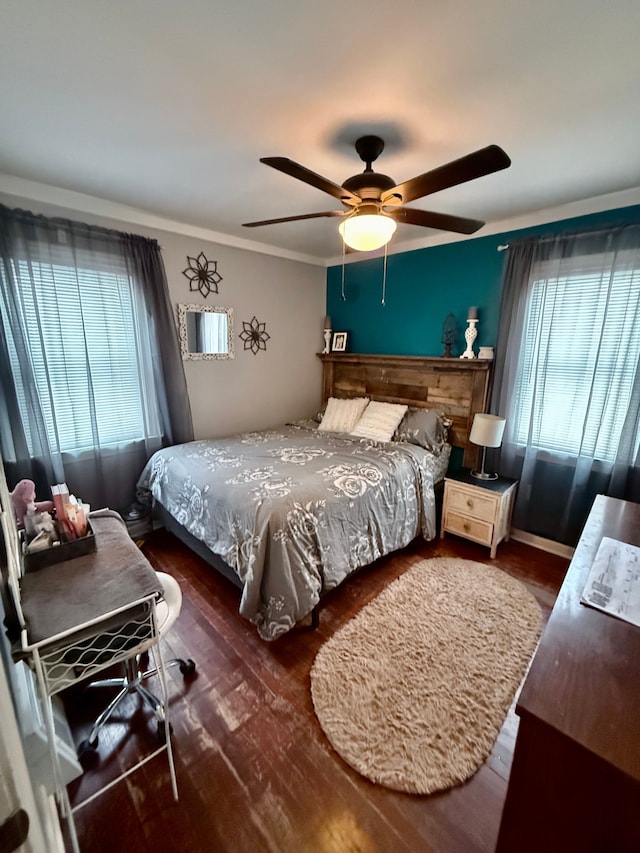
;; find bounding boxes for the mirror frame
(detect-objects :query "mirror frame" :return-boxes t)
[177,303,234,360]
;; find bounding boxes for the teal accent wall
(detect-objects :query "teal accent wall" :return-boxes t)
[326,203,640,357]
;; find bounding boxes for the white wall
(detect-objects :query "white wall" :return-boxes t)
[0,193,326,439]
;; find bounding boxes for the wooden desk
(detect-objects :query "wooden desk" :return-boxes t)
[496,495,640,852]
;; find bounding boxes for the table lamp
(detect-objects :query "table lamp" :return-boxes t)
[469,413,506,480]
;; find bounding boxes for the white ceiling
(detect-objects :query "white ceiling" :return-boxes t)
[1,1,639,265]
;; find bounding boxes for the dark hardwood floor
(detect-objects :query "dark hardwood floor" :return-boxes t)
[62,528,568,853]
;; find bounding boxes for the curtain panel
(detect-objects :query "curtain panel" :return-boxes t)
[0,204,193,512]
[491,224,640,545]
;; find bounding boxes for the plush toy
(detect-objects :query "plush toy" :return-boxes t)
[9,478,55,528]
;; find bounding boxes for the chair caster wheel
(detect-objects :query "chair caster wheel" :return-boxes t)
[77,737,99,769]
[78,737,98,754]
[157,720,173,742]
[180,658,196,676]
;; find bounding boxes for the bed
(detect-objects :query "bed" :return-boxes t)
[137,354,491,640]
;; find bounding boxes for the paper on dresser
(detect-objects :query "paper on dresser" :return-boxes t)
[580,536,640,628]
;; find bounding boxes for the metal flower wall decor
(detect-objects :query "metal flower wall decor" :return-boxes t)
[182,252,222,298]
[239,316,270,355]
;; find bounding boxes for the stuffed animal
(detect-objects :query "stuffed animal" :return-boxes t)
[9,478,54,528]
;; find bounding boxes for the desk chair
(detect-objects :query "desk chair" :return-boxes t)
[78,571,196,758]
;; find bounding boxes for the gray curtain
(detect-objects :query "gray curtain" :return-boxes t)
[0,204,193,512]
[491,224,640,546]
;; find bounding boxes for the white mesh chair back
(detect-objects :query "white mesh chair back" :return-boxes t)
[0,456,26,630]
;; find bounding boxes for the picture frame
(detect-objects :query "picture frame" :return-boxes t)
[331,331,348,352]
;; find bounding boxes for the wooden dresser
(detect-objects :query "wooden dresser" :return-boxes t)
[496,495,640,852]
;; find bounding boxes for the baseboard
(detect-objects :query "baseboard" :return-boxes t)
[510,528,575,560]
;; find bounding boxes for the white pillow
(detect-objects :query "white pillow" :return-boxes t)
[351,401,408,443]
[318,397,370,433]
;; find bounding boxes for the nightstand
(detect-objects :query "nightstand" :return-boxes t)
[440,468,518,558]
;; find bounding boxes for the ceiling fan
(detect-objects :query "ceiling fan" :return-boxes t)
[243,136,511,251]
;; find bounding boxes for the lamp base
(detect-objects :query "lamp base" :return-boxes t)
[471,469,498,481]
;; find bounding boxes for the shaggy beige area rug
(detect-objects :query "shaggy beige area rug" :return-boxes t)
[310,557,542,795]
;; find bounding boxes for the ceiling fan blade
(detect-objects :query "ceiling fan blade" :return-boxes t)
[390,207,485,234]
[383,145,511,205]
[261,157,361,206]
[243,210,347,228]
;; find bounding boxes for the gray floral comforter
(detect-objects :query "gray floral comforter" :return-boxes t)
[136,421,449,641]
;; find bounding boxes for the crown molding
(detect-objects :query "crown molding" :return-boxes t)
[326,185,640,266]
[0,173,325,267]
[3,172,638,271]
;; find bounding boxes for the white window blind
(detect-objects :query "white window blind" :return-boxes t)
[512,251,640,462]
[2,253,162,455]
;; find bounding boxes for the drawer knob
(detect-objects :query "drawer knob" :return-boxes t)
[466,499,474,508]
[463,523,471,532]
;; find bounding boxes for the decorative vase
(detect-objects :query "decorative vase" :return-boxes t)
[460,319,478,359]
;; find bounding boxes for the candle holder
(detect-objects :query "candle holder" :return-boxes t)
[322,316,332,354]
[460,318,478,359]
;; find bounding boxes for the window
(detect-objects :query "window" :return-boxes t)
[1,248,162,455]
[511,251,640,462]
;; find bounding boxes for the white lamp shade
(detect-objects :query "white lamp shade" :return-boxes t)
[338,214,397,251]
[469,413,506,448]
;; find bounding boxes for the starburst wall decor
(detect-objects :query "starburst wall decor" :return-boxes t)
[182,252,222,298]
[239,316,270,355]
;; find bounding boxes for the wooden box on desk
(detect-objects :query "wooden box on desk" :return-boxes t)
[22,521,96,572]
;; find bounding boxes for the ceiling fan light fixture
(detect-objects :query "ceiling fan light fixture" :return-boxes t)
[338,214,397,252]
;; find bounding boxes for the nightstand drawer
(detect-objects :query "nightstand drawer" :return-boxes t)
[446,484,498,524]
[444,510,493,547]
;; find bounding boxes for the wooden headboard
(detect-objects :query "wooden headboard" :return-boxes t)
[318,353,492,468]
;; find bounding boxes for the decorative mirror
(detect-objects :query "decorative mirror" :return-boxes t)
[177,303,234,360]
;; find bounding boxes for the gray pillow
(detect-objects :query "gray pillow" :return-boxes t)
[312,403,326,423]
[395,408,448,453]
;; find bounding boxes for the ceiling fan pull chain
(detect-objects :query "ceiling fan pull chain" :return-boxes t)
[381,242,388,306]
[341,242,346,301]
